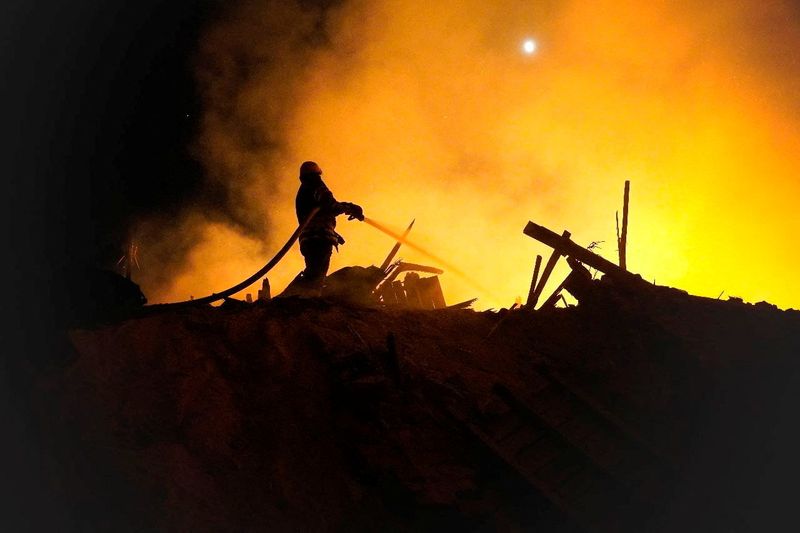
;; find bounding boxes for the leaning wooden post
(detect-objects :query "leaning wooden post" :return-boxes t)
[379,218,415,272]
[428,276,447,309]
[257,278,271,301]
[619,180,630,270]
[523,221,638,282]
[539,274,571,310]
[525,255,543,308]
[532,230,571,305]
[403,272,423,308]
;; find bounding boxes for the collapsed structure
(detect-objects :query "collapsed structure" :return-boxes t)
[40,182,800,531]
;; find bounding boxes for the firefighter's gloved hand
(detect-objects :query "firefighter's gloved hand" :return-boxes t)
[344,203,364,221]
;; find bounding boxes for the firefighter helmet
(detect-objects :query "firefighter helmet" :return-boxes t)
[299,161,323,175]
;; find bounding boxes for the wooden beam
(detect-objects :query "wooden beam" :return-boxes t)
[523,221,636,281]
[379,219,415,272]
[562,258,593,302]
[415,276,438,309]
[539,274,570,310]
[391,280,406,305]
[619,180,630,270]
[525,255,543,308]
[258,278,271,301]
[375,261,444,297]
[447,298,477,309]
[403,272,424,308]
[531,230,570,305]
[426,276,447,309]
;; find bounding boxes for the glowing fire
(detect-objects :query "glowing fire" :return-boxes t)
[136,0,800,310]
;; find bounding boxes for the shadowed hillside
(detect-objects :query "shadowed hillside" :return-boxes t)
[34,283,800,532]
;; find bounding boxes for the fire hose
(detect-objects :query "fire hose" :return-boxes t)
[152,207,320,308]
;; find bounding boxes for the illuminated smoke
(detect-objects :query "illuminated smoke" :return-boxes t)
[364,217,499,300]
[136,0,800,310]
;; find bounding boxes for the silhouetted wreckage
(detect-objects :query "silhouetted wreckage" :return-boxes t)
[522,220,645,309]
[280,260,449,308]
[285,182,638,312]
[269,218,456,308]
[53,181,800,531]
[523,180,638,311]
[156,181,639,312]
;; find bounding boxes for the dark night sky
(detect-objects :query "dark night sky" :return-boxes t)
[3,0,214,367]
[1,2,212,526]
[3,1,211,271]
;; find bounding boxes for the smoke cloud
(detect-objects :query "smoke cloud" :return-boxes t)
[135,0,800,310]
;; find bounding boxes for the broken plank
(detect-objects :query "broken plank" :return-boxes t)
[426,275,447,309]
[525,254,543,309]
[448,298,477,310]
[403,272,424,308]
[532,231,570,305]
[539,274,571,310]
[619,180,630,270]
[379,218,415,272]
[523,222,637,282]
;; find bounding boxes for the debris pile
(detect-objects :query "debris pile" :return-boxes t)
[36,182,800,531]
[37,283,800,531]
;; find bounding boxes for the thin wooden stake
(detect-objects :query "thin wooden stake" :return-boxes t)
[619,180,630,270]
[523,221,639,282]
[428,276,447,309]
[379,218,415,272]
[525,255,543,308]
[540,274,570,310]
[532,230,571,305]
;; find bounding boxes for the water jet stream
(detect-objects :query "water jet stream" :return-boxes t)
[363,217,498,302]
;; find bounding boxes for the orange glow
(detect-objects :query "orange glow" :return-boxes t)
[364,217,499,300]
[136,0,800,310]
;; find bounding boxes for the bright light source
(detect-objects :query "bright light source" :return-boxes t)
[522,38,537,55]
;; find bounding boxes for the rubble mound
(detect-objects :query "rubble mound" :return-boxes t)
[37,286,800,532]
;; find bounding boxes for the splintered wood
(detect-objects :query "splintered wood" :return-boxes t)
[376,273,447,310]
[618,180,630,271]
[523,222,635,282]
[521,182,637,310]
[522,217,641,311]
[525,255,543,308]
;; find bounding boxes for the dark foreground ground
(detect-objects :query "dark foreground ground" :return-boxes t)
[17,283,800,531]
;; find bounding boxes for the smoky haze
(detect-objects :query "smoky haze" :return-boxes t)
[135,0,800,310]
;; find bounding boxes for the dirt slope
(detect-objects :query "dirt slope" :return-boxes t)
[36,289,800,531]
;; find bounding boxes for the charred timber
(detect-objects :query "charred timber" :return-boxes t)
[523,221,638,283]
[532,230,570,305]
[619,180,630,270]
[525,255,543,308]
[379,262,445,288]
